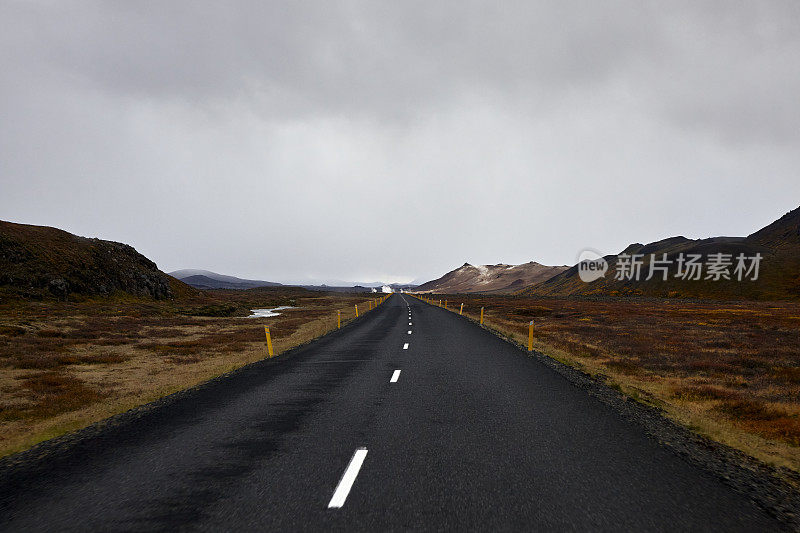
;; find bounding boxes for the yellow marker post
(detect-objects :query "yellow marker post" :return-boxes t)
[337,310,341,329]
[480,307,484,325]
[528,320,534,351]
[459,303,464,315]
[369,301,373,310]
[438,299,442,307]
[355,304,359,317]
[444,300,448,310]
[264,326,274,358]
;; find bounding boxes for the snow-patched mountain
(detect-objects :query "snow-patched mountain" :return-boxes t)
[414,262,568,294]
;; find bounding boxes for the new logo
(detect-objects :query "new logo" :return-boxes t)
[577,249,608,283]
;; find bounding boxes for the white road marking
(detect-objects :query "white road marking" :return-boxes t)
[403,343,409,349]
[408,330,412,334]
[390,370,401,382]
[409,322,412,325]
[328,448,368,508]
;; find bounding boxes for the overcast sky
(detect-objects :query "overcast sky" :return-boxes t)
[2,1,799,284]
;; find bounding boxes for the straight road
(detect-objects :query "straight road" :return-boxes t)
[0,294,780,531]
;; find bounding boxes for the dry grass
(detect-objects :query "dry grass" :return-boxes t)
[0,288,384,457]
[419,294,800,474]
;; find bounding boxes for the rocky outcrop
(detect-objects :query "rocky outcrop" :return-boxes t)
[0,221,173,299]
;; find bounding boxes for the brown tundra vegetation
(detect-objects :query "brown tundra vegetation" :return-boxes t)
[0,287,383,457]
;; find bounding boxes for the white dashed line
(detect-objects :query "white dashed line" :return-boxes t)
[390,370,401,383]
[403,343,409,350]
[409,322,412,325]
[328,448,368,508]
[408,330,412,334]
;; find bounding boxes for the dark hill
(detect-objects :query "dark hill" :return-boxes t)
[0,220,178,300]
[524,206,800,300]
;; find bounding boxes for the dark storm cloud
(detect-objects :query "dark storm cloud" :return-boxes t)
[1,1,799,283]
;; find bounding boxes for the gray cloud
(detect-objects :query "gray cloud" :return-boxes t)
[2,0,799,283]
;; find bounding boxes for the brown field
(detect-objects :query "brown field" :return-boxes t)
[419,294,800,475]
[0,287,384,458]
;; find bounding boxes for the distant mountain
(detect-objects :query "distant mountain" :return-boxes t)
[170,270,418,292]
[524,205,800,300]
[297,279,416,288]
[415,262,568,294]
[295,282,416,293]
[0,220,181,299]
[169,269,281,290]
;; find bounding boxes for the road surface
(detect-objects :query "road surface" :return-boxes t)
[0,294,780,531]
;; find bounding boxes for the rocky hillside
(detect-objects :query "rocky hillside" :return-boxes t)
[525,205,800,300]
[0,221,178,299]
[415,262,568,294]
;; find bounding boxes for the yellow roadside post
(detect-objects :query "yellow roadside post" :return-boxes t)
[459,303,464,315]
[355,304,359,317]
[444,300,448,310]
[264,326,274,358]
[439,299,442,307]
[528,320,534,351]
[369,301,373,310]
[337,311,341,329]
[480,307,484,325]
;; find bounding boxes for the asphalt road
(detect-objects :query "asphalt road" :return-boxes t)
[0,294,781,531]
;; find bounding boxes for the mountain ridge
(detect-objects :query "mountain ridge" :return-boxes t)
[524,206,800,300]
[169,269,282,290]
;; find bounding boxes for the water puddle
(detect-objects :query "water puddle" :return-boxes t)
[248,306,297,318]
